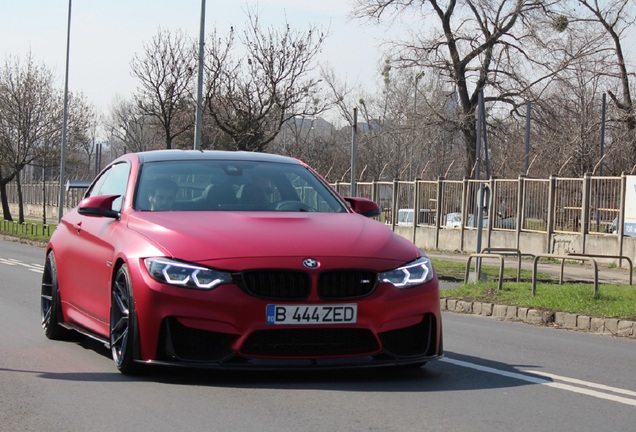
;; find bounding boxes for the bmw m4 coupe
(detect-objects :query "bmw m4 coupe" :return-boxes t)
[41,150,443,373]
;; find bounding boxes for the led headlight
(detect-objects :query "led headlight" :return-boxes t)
[144,257,232,290]
[379,257,434,288]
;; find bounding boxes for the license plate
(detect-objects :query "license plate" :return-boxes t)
[266,304,357,325]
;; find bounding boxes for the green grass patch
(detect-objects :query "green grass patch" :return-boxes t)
[0,218,55,243]
[441,281,636,320]
[431,257,554,282]
[433,255,636,321]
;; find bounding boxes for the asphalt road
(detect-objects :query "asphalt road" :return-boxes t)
[1,239,635,432]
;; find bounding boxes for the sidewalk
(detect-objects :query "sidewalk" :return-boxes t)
[427,250,636,339]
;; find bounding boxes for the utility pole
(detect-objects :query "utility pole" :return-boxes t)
[193,0,206,150]
[57,0,72,221]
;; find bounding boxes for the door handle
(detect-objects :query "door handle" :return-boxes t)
[74,221,82,233]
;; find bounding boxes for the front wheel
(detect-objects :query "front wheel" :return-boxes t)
[110,264,141,374]
[41,252,69,340]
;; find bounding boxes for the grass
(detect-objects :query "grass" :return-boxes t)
[0,218,55,243]
[433,258,636,321]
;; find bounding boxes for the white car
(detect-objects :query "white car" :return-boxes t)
[445,212,462,228]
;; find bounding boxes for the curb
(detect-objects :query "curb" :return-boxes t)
[441,298,636,339]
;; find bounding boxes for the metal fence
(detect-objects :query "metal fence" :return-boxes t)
[6,181,87,210]
[333,173,626,236]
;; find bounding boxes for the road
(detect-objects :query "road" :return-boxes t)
[1,239,635,431]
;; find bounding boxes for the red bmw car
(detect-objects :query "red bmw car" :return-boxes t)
[41,150,442,373]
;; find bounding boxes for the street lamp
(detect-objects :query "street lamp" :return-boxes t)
[193,0,206,150]
[57,0,72,222]
[410,71,424,180]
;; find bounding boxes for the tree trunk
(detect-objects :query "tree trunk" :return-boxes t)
[16,172,24,224]
[0,182,13,222]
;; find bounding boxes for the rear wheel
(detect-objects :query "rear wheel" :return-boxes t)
[41,252,69,340]
[110,264,141,375]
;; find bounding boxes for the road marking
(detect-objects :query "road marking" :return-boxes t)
[442,357,636,407]
[0,257,43,273]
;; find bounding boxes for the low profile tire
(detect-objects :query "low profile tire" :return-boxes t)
[110,264,141,375]
[41,252,70,340]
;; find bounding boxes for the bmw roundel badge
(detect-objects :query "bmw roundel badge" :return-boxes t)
[302,258,319,269]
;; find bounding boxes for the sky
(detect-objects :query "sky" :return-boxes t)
[1,0,398,122]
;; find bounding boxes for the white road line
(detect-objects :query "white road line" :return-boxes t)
[0,257,43,273]
[442,357,636,407]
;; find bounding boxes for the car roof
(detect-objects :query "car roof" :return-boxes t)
[135,150,303,165]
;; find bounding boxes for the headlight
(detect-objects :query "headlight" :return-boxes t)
[144,257,232,290]
[379,257,434,288]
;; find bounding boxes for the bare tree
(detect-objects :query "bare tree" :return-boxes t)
[203,10,329,151]
[64,92,99,180]
[108,97,163,154]
[562,0,636,168]
[352,0,586,178]
[0,53,59,222]
[130,28,196,149]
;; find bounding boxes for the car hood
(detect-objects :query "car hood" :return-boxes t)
[126,211,418,268]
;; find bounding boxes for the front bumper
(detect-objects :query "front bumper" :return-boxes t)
[128,259,443,370]
[144,312,442,370]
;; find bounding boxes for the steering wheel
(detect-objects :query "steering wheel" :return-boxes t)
[271,200,315,212]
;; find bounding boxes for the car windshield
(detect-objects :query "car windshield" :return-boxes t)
[135,159,347,213]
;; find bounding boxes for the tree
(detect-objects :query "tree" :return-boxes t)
[203,10,329,151]
[352,0,585,178]
[323,62,464,181]
[564,0,636,170]
[130,28,196,150]
[65,92,99,180]
[108,97,163,154]
[0,54,59,222]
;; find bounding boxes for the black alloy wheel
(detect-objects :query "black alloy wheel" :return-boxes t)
[40,252,69,340]
[110,264,140,374]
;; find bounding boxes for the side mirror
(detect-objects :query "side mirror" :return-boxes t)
[78,195,121,219]
[344,197,381,218]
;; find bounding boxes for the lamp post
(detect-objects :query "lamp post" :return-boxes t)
[351,107,358,196]
[193,0,206,150]
[57,0,72,222]
[410,71,424,180]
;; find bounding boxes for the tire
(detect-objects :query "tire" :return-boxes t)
[41,252,70,340]
[110,264,141,375]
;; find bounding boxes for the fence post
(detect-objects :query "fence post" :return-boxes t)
[516,175,526,251]
[547,175,557,253]
[581,172,592,254]
[412,178,420,243]
[435,177,444,250]
[487,177,496,249]
[391,178,399,230]
[460,177,470,251]
[371,180,378,205]
[619,172,626,264]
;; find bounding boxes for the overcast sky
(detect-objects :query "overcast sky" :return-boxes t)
[2,0,399,118]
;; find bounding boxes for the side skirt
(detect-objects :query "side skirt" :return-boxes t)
[60,322,110,348]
